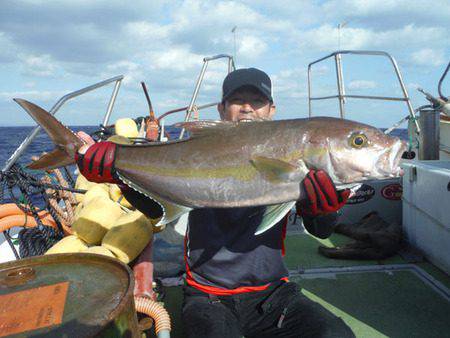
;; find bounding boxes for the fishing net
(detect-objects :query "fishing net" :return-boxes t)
[0,163,84,258]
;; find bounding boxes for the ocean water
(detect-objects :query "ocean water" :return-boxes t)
[0,126,408,170]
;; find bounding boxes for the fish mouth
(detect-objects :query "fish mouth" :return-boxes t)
[377,140,406,178]
[390,140,407,175]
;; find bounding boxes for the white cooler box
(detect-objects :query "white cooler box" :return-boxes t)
[402,160,450,274]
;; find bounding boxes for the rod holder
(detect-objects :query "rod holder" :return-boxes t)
[418,109,440,160]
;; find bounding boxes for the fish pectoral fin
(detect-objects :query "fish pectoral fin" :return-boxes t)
[157,199,192,226]
[175,120,237,138]
[250,156,307,183]
[254,201,295,235]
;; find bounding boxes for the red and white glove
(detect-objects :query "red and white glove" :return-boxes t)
[297,169,350,217]
[75,141,120,184]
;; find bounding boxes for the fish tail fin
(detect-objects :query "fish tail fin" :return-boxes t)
[14,98,84,170]
[28,149,77,170]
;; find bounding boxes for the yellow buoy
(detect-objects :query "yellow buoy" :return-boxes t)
[102,211,153,264]
[107,135,133,145]
[74,203,83,219]
[72,197,124,245]
[82,185,110,206]
[75,174,97,203]
[75,173,95,190]
[83,246,117,258]
[74,173,110,204]
[115,118,138,138]
[45,235,88,255]
[109,184,134,209]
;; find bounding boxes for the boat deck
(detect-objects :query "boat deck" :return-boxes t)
[156,231,450,338]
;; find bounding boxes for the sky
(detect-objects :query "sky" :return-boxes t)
[0,0,449,128]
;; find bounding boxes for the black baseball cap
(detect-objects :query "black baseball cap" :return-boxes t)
[222,68,273,102]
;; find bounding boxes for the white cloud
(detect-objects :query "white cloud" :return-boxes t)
[406,82,421,91]
[102,61,143,85]
[348,80,377,90]
[298,24,448,52]
[272,67,307,100]
[237,35,268,60]
[24,81,36,88]
[0,0,449,127]
[321,0,450,24]
[0,90,65,102]
[0,32,18,62]
[19,54,58,77]
[411,49,445,67]
[147,47,201,72]
[122,21,170,42]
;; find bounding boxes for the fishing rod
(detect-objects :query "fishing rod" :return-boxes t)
[141,81,156,120]
[141,81,159,141]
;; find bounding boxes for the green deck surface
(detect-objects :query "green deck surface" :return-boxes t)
[293,271,450,338]
[154,232,450,338]
[284,233,450,289]
[284,233,381,270]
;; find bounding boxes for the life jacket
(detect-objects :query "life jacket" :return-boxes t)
[184,206,289,296]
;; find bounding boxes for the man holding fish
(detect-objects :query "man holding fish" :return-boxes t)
[76,68,355,337]
[16,67,405,337]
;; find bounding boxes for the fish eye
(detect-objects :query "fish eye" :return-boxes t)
[349,133,368,149]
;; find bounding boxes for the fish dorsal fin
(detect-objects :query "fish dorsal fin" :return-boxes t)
[175,120,237,138]
[250,156,308,183]
[254,202,295,235]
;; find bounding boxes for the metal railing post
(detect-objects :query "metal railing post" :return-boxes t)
[387,55,420,133]
[308,65,312,117]
[334,53,346,118]
[179,61,209,139]
[179,54,235,139]
[102,79,122,127]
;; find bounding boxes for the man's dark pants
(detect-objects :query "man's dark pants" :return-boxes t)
[182,281,355,338]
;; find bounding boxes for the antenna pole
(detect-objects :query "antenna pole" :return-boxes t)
[232,26,237,66]
[337,21,348,50]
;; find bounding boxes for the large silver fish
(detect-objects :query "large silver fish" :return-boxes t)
[15,99,406,234]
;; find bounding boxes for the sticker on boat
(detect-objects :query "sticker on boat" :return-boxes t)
[346,184,375,204]
[381,183,403,200]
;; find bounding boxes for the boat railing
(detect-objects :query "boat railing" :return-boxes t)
[2,75,124,172]
[307,50,420,134]
[157,102,219,141]
[177,54,235,139]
